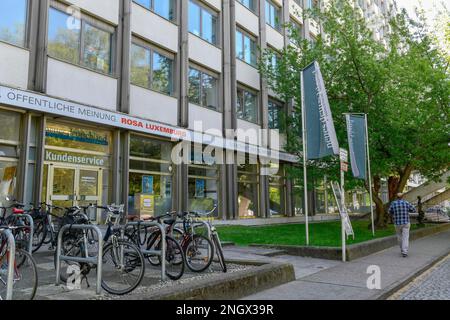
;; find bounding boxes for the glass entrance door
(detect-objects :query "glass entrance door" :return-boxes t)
[48,165,103,222]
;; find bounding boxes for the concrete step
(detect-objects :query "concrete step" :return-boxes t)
[255,249,288,257]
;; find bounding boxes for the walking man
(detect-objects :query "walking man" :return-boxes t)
[389,193,416,257]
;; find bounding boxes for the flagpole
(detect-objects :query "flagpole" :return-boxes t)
[301,71,309,246]
[365,114,375,236]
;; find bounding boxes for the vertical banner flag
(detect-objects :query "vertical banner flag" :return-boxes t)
[345,114,367,180]
[302,61,340,159]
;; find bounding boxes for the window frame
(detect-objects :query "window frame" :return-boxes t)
[188,0,220,47]
[235,27,258,67]
[130,37,176,97]
[268,97,286,130]
[48,2,116,76]
[0,0,30,48]
[236,84,259,124]
[265,0,282,32]
[236,0,257,14]
[188,63,220,111]
[132,0,177,23]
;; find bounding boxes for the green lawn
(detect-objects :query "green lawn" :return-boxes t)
[216,220,431,247]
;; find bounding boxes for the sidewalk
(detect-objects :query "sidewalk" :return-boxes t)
[231,229,450,300]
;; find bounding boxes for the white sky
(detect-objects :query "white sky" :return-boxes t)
[395,0,448,25]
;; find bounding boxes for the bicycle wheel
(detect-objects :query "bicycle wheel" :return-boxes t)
[211,233,227,273]
[145,232,163,266]
[163,236,185,280]
[0,249,38,300]
[32,219,47,253]
[184,234,214,273]
[102,239,145,295]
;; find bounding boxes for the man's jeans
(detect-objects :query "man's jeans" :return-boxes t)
[395,223,410,255]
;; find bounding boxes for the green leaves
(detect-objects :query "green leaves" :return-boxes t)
[260,0,450,191]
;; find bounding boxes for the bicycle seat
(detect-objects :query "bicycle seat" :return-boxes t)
[163,218,176,225]
[13,208,24,214]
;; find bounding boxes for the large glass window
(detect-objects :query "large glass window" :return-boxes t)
[268,99,285,130]
[188,0,218,45]
[133,0,175,21]
[268,164,286,217]
[0,109,21,207]
[188,66,219,110]
[188,162,219,218]
[238,160,259,218]
[265,0,281,31]
[0,0,28,46]
[237,87,258,123]
[237,0,256,12]
[236,29,257,66]
[129,136,173,218]
[48,7,114,74]
[130,42,174,95]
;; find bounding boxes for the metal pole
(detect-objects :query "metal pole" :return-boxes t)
[15,214,34,255]
[341,168,346,262]
[3,229,15,300]
[160,224,166,281]
[365,114,375,236]
[95,226,103,295]
[324,175,329,214]
[300,71,309,245]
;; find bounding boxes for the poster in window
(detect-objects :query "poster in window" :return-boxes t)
[195,179,205,198]
[142,175,154,194]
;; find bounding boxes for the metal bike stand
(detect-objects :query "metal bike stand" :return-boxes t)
[55,224,103,295]
[124,221,166,281]
[0,229,15,300]
[13,214,34,255]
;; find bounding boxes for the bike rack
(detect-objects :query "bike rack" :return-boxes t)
[0,228,15,300]
[13,214,34,255]
[55,224,103,295]
[124,221,166,281]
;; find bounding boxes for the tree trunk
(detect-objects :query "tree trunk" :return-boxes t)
[372,176,389,229]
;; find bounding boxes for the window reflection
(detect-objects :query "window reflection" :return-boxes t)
[0,0,28,46]
[48,7,113,74]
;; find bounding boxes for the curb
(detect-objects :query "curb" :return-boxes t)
[374,250,450,300]
[122,261,295,300]
[250,223,450,261]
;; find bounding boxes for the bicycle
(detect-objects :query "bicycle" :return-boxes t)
[0,225,38,300]
[174,211,215,273]
[124,212,185,280]
[55,204,146,295]
[188,206,227,273]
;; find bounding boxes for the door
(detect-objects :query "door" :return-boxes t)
[48,165,103,222]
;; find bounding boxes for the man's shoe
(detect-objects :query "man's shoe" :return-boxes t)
[402,253,408,258]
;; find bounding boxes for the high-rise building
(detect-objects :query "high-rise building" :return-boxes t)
[0,0,397,222]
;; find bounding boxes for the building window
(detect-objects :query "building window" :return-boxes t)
[267,47,281,70]
[188,0,218,45]
[236,86,258,123]
[307,0,320,9]
[48,6,114,75]
[265,0,281,31]
[268,164,286,217]
[268,99,285,130]
[238,159,259,218]
[130,42,174,95]
[236,29,257,66]
[0,0,28,47]
[237,0,256,12]
[129,135,173,218]
[289,18,303,42]
[294,0,304,7]
[188,66,219,110]
[133,0,176,21]
[0,109,22,207]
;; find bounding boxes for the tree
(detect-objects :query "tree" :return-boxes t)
[259,0,450,229]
